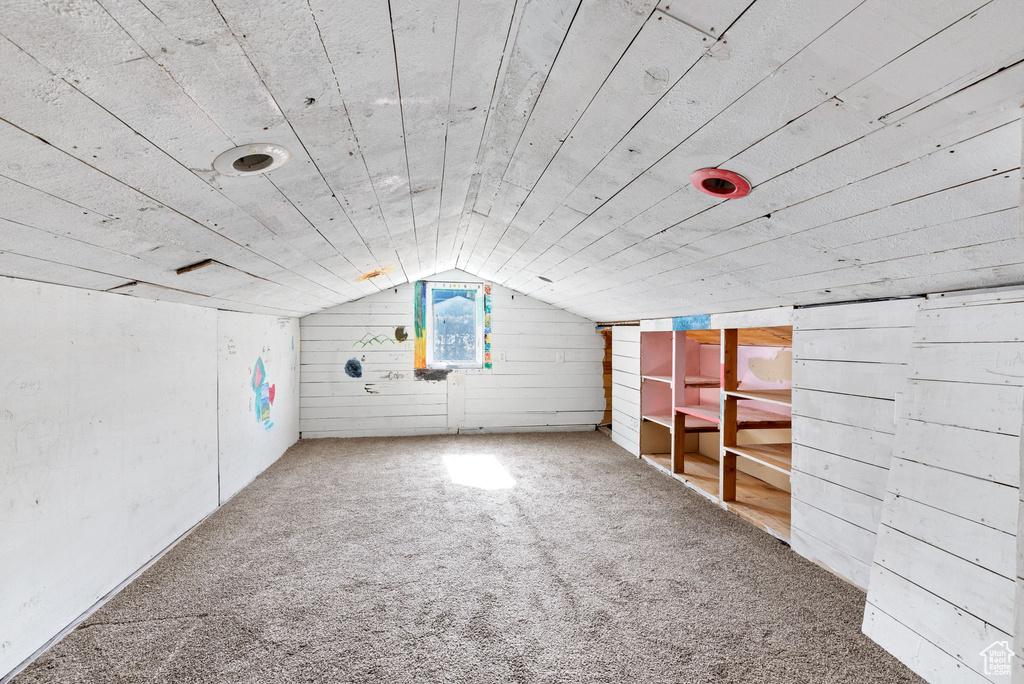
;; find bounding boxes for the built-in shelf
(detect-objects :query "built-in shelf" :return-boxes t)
[681,414,719,432]
[725,388,792,407]
[641,413,673,429]
[645,412,717,431]
[637,326,793,542]
[644,452,791,537]
[677,403,791,429]
[736,405,792,429]
[671,452,721,502]
[641,453,672,474]
[676,403,721,423]
[724,443,792,474]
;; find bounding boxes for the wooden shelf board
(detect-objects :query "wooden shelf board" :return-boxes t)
[726,389,792,407]
[642,374,673,384]
[675,404,721,423]
[641,413,673,429]
[675,403,791,429]
[671,452,720,502]
[682,414,719,432]
[641,453,672,474]
[737,404,791,429]
[723,482,792,542]
[687,327,792,347]
[685,374,720,388]
[637,452,791,541]
[725,443,792,474]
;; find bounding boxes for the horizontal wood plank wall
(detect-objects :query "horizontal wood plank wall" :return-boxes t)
[864,288,1024,684]
[611,325,641,456]
[299,270,604,438]
[791,298,920,589]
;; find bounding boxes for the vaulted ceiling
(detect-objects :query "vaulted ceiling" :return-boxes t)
[0,0,1020,321]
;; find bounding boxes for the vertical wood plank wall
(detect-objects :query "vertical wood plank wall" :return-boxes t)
[298,269,605,437]
[790,299,919,589]
[0,277,300,681]
[864,289,1023,684]
[610,326,640,456]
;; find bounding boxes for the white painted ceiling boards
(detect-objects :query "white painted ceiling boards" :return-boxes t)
[0,0,1020,320]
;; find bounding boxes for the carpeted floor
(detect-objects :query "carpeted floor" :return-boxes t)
[16,432,922,683]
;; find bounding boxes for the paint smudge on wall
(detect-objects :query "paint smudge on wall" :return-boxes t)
[345,358,363,378]
[748,349,793,383]
[394,326,408,342]
[354,333,396,348]
[356,266,394,281]
[415,368,451,382]
[364,384,380,394]
[251,357,275,430]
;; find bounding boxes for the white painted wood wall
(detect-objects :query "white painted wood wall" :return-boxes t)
[217,312,301,501]
[0,278,299,681]
[611,326,641,456]
[299,270,604,437]
[863,288,1023,684]
[790,299,919,589]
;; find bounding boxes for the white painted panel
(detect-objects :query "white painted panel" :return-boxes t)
[792,499,876,566]
[793,299,921,330]
[790,527,871,590]
[866,289,1023,683]
[794,327,914,364]
[0,278,218,678]
[793,445,891,499]
[611,325,641,456]
[863,605,993,684]
[867,566,1011,683]
[792,389,897,434]
[792,417,895,469]
[873,525,1015,634]
[792,360,905,400]
[886,458,1017,535]
[217,312,301,501]
[790,297,915,595]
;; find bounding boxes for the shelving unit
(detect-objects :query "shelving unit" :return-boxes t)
[637,324,793,540]
[719,327,793,539]
[639,331,675,468]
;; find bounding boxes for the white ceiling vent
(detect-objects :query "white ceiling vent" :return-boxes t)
[214,143,292,177]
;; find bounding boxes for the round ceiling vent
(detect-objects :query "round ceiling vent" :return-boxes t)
[214,143,292,177]
[690,168,751,199]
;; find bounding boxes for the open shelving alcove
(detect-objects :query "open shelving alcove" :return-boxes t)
[639,326,793,540]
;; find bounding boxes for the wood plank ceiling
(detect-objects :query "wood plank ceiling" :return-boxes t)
[0,0,1020,320]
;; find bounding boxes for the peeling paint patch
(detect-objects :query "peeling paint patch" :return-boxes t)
[415,368,451,382]
[356,266,394,281]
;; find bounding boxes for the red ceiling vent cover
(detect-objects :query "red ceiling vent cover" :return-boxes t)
[690,168,751,199]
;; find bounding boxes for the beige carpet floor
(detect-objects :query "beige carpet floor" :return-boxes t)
[16,432,922,683]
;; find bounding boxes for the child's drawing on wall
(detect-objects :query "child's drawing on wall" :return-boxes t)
[251,356,275,430]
